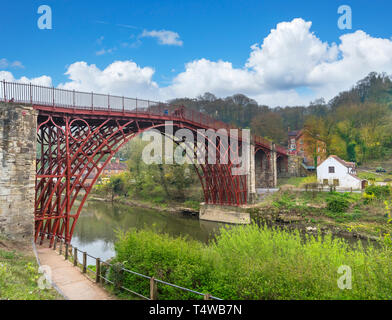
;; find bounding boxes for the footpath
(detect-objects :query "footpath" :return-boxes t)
[35,245,113,300]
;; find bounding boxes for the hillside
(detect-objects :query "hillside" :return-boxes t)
[169,72,392,164]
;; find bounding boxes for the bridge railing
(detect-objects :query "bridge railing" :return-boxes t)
[0,79,287,154]
[39,233,221,300]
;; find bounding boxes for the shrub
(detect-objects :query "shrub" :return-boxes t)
[326,193,350,213]
[364,185,391,199]
[110,224,392,300]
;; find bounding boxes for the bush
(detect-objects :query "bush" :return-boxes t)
[112,229,215,299]
[326,193,350,213]
[110,225,392,300]
[364,185,391,199]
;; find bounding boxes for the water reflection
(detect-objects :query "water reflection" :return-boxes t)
[71,200,225,263]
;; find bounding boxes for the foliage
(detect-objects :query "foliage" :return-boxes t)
[362,192,376,205]
[111,224,392,300]
[364,185,391,199]
[326,192,350,213]
[0,247,60,300]
[93,137,202,205]
[384,201,392,224]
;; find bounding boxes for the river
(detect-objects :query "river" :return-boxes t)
[70,200,225,264]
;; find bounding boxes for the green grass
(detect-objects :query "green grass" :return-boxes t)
[110,225,392,300]
[0,244,61,300]
[278,175,317,187]
[357,171,391,182]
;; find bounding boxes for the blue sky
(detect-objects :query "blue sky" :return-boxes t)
[1,0,392,106]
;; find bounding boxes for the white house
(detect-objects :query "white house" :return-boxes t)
[317,155,365,190]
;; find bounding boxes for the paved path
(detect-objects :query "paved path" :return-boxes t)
[36,246,113,300]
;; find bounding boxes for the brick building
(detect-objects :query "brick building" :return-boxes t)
[84,158,127,186]
[288,129,326,168]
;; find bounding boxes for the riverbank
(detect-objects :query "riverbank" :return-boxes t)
[0,236,62,300]
[249,188,392,243]
[89,195,199,215]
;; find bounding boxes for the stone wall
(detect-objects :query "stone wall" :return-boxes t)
[288,155,307,177]
[254,149,277,188]
[0,103,37,240]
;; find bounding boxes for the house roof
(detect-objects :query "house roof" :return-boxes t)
[318,155,356,169]
[288,130,302,138]
[103,162,127,171]
[329,155,356,168]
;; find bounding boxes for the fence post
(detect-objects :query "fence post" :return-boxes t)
[136,97,138,113]
[108,94,110,111]
[52,86,55,108]
[150,277,158,300]
[83,252,87,273]
[65,243,69,260]
[53,236,57,250]
[96,258,101,283]
[204,293,211,300]
[3,80,6,102]
[73,247,78,266]
[30,83,32,104]
[122,96,125,113]
[59,240,63,255]
[73,90,75,109]
[91,92,94,111]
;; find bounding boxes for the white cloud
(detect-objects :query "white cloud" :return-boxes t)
[0,58,24,69]
[160,59,260,99]
[0,70,52,86]
[161,18,392,105]
[57,61,159,99]
[96,47,116,56]
[4,18,392,107]
[140,29,183,46]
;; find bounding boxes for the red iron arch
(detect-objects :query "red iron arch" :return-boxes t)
[35,115,247,245]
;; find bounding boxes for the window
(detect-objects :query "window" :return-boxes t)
[333,179,339,186]
[328,166,335,173]
[323,179,329,185]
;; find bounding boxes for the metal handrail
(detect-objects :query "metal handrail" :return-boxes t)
[0,79,287,155]
[38,232,221,300]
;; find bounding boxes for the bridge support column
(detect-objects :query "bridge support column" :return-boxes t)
[254,144,277,189]
[0,103,37,241]
[271,144,277,188]
[247,144,256,203]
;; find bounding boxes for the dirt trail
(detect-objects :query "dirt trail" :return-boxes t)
[36,246,113,300]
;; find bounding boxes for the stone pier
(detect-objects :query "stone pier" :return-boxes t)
[254,144,278,189]
[199,203,251,224]
[0,103,37,240]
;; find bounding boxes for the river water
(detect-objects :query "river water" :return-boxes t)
[70,200,225,264]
